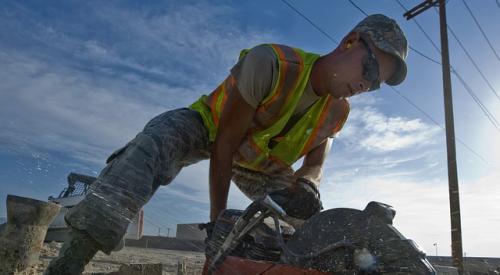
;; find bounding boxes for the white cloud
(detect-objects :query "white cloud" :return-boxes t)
[0,53,165,164]
[5,2,497,259]
[316,101,498,257]
[83,2,275,85]
[340,107,442,152]
[318,169,500,257]
[0,2,270,224]
[0,2,275,167]
[84,40,108,57]
[348,93,380,106]
[156,161,251,208]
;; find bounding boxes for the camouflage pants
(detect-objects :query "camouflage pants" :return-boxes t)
[66,108,293,253]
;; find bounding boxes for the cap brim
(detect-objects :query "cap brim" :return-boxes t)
[386,57,407,86]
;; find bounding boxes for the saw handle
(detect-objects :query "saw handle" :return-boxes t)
[208,195,288,274]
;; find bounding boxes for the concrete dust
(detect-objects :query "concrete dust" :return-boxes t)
[35,242,206,275]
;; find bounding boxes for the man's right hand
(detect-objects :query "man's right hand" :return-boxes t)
[199,221,216,239]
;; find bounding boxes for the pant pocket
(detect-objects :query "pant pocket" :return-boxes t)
[105,143,130,164]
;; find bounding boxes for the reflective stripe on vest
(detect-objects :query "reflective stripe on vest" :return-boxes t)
[189,44,350,173]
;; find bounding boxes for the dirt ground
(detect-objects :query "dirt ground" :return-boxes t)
[35,242,206,275]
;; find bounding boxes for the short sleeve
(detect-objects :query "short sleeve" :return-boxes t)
[230,45,277,109]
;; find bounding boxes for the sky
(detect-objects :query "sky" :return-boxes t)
[1,0,499,258]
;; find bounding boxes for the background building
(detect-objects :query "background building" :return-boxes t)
[176,223,206,241]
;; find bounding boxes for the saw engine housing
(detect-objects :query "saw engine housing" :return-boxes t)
[206,201,436,274]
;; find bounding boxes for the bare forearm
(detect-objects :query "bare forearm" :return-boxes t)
[294,165,323,187]
[294,138,332,188]
[206,75,256,221]
[209,147,233,221]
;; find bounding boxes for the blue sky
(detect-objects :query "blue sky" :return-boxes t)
[1,0,499,257]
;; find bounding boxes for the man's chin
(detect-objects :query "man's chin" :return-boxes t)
[328,87,351,99]
[329,92,349,100]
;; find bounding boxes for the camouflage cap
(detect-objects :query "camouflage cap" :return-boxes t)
[352,14,409,86]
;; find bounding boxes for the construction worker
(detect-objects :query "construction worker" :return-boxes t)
[45,14,408,274]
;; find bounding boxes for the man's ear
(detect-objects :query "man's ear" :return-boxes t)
[341,31,361,51]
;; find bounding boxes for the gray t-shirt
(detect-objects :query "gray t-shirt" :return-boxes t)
[230,44,320,119]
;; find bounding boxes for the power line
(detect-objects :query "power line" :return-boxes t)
[396,0,500,132]
[143,213,175,238]
[348,0,368,16]
[396,0,441,54]
[281,0,449,69]
[447,23,500,101]
[279,0,339,44]
[143,215,164,230]
[340,0,491,164]
[431,7,500,102]
[283,0,443,66]
[461,0,500,62]
[451,69,500,130]
[281,0,490,164]
[142,205,183,236]
[144,207,176,229]
[143,196,200,235]
[410,47,442,65]
[390,86,490,164]
[353,0,445,66]
[350,0,444,66]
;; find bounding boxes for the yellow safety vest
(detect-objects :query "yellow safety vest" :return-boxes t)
[190,44,350,174]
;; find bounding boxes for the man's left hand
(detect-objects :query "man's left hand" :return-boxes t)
[269,178,323,220]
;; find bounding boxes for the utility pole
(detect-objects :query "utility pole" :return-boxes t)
[404,1,464,274]
[438,2,465,273]
[166,227,171,238]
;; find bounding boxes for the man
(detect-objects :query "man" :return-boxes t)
[45,14,408,274]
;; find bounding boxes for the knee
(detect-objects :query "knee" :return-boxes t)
[116,133,161,162]
[134,132,162,154]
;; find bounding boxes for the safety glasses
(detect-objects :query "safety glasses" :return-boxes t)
[359,37,381,91]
